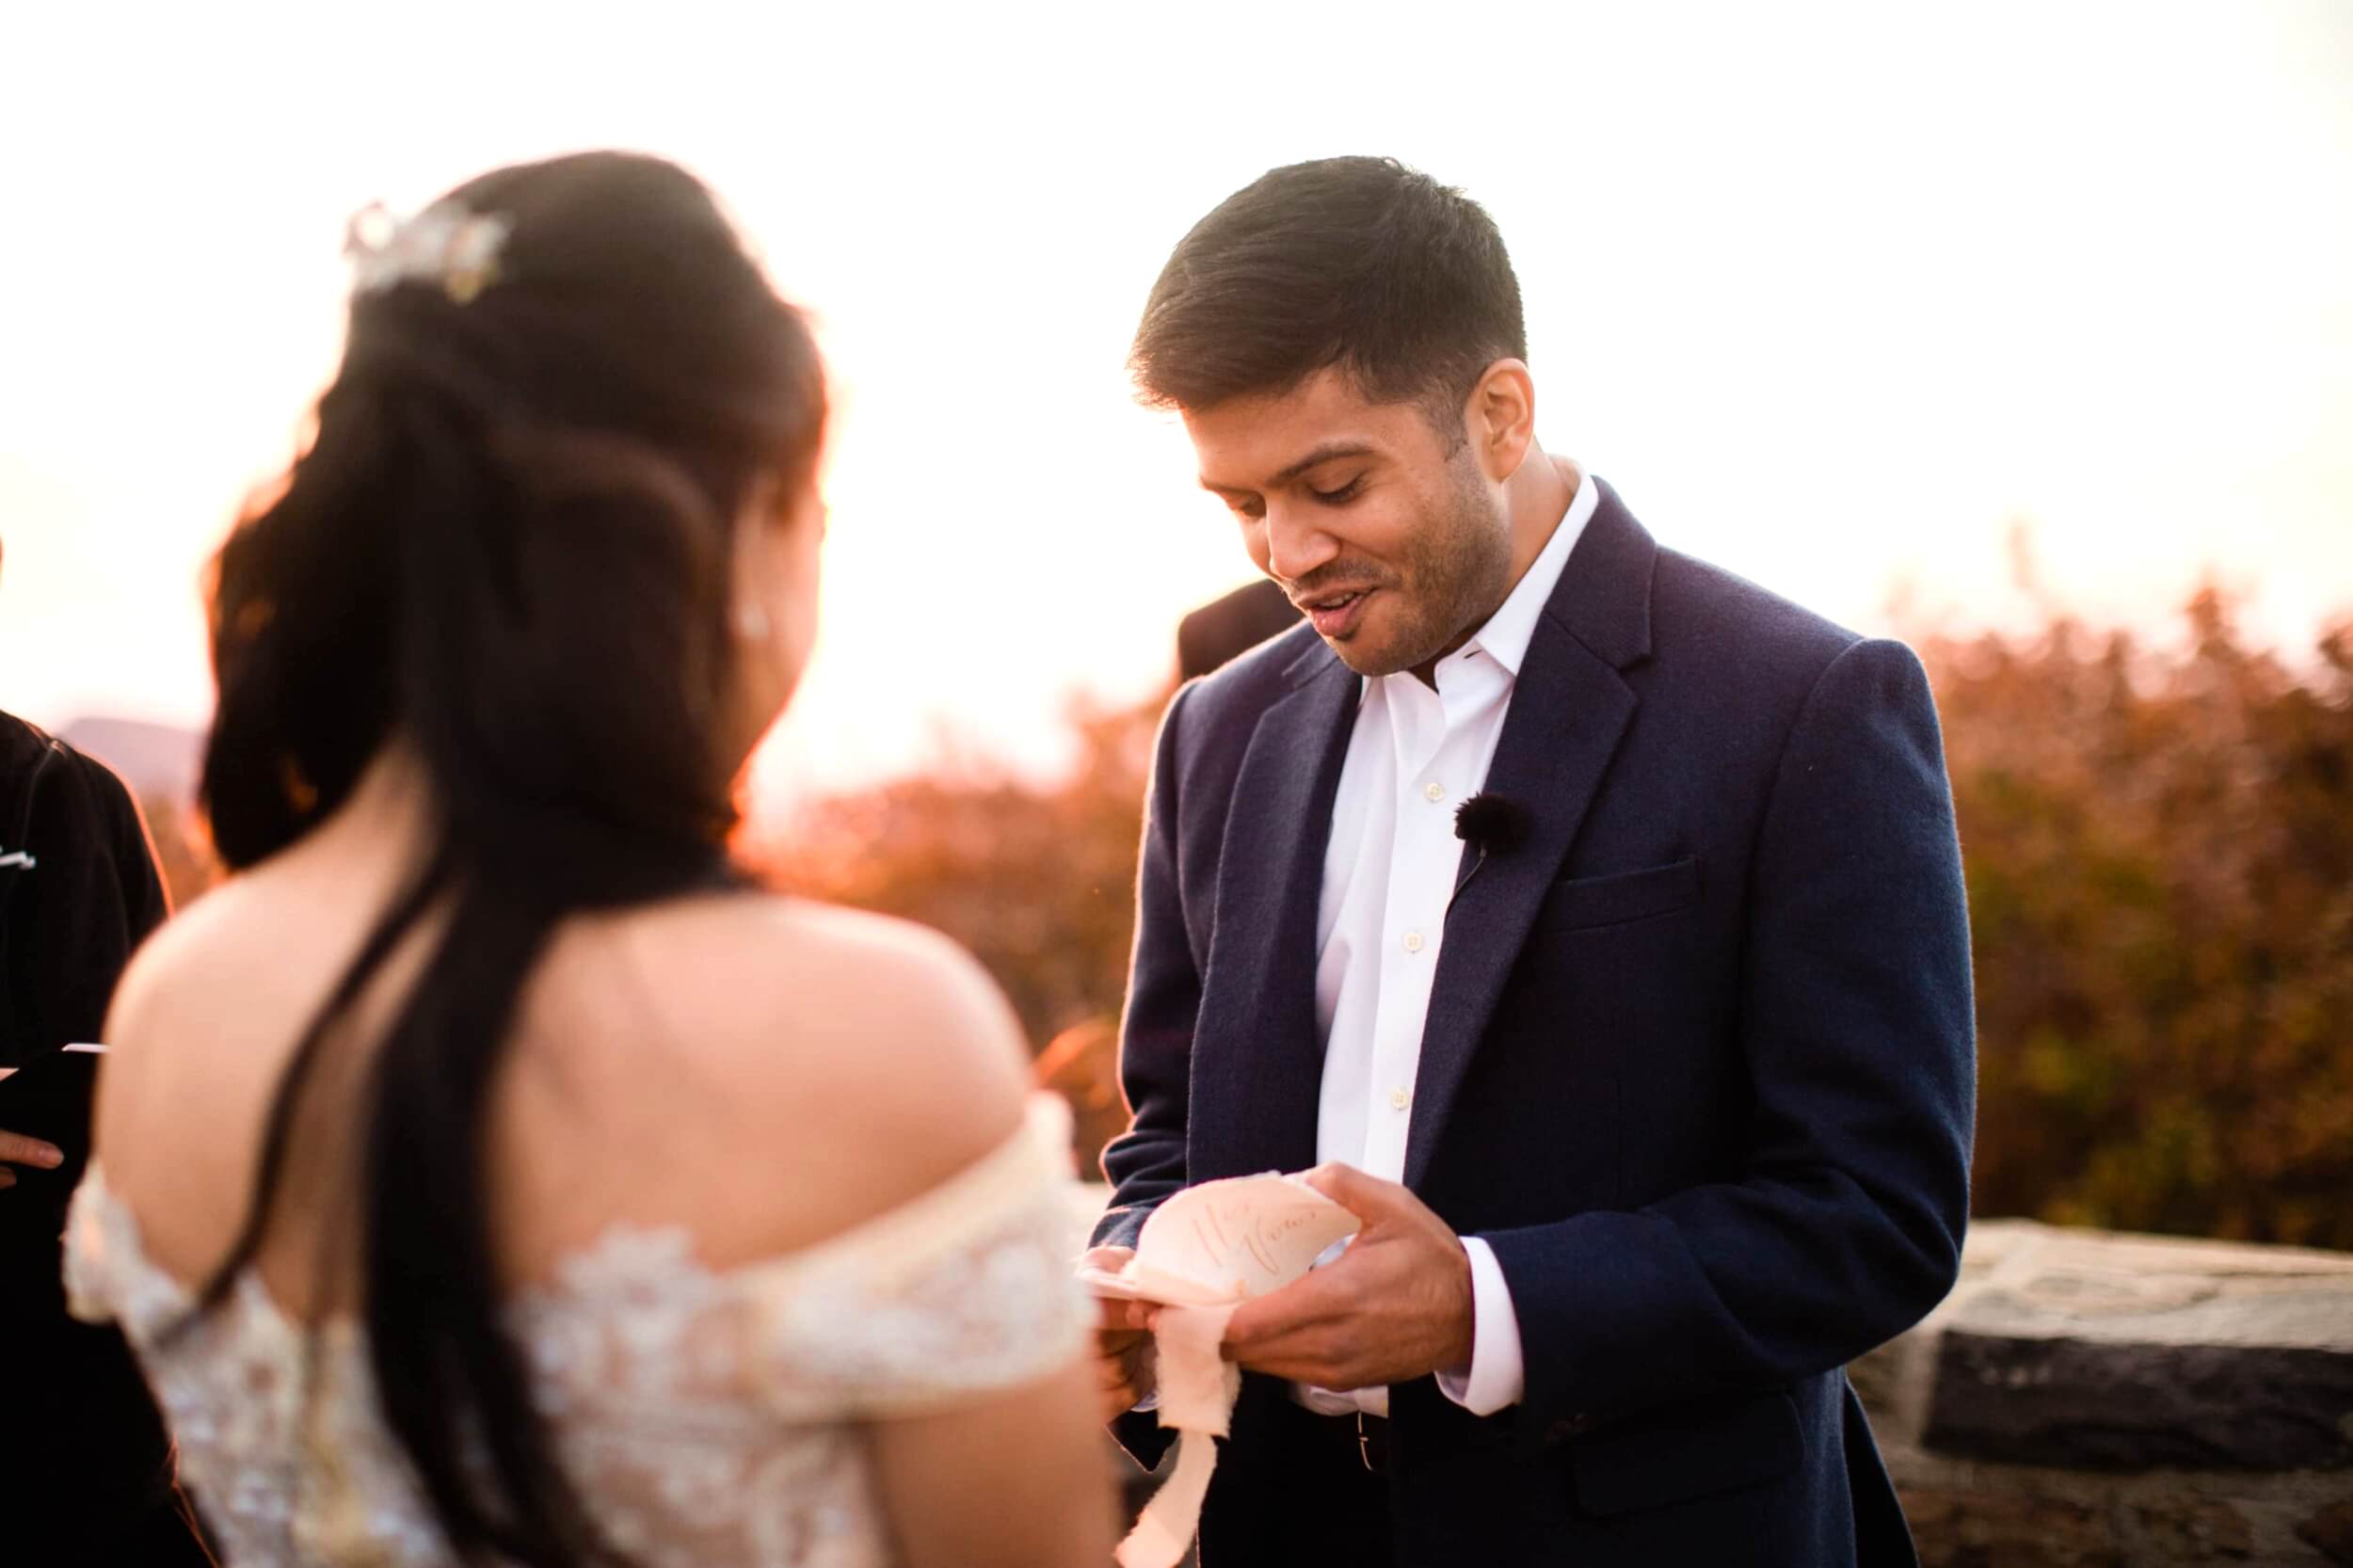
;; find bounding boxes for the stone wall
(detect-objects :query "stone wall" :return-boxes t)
[1850,1220,2353,1565]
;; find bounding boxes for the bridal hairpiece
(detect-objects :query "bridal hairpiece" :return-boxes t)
[344,200,512,305]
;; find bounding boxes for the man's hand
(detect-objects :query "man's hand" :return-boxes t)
[1087,1246,1158,1421]
[0,1128,64,1191]
[1220,1163,1475,1391]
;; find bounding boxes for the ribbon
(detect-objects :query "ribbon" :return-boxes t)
[1116,1303,1241,1568]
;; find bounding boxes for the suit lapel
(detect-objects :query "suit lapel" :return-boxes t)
[1188,647,1360,1182]
[1403,482,1657,1188]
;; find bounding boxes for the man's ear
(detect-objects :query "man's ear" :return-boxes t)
[1465,360,1537,481]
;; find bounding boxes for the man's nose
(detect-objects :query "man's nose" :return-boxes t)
[1261,503,1341,586]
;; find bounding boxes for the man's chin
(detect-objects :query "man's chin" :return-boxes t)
[1326,637,1415,679]
[1318,600,1439,678]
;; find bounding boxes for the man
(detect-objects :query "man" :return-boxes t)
[1,540,213,1565]
[1091,157,1974,1566]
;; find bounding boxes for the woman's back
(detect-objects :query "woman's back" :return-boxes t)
[63,151,1112,1568]
[72,758,1110,1567]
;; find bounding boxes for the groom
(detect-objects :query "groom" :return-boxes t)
[1090,157,1976,1567]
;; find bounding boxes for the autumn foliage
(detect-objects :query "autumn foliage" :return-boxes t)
[1924,593,2353,1247]
[770,594,2353,1250]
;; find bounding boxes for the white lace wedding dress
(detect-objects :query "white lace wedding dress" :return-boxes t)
[63,1097,1094,1568]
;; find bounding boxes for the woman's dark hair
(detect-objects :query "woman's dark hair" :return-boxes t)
[1128,155,1527,432]
[189,151,826,1565]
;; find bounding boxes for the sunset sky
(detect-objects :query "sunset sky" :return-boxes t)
[3,2,2346,822]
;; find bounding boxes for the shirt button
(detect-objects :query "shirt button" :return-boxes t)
[1402,931,1425,953]
[1390,1086,1410,1111]
[1423,781,1445,802]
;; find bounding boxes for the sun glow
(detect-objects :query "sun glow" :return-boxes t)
[4,3,2347,829]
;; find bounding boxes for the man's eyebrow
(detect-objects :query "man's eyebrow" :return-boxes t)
[1199,441,1379,495]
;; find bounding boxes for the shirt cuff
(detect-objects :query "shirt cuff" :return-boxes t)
[1434,1236,1526,1416]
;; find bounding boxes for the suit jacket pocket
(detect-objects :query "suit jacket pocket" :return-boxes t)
[1541,856,1700,932]
[1570,1385,1803,1516]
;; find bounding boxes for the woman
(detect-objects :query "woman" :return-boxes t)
[62,152,1114,1568]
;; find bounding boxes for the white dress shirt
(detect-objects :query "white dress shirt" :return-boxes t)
[1300,462,1598,1420]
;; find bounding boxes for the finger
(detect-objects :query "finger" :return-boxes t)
[1099,1350,1154,1417]
[1219,1318,1353,1384]
[1235,1347,1369,1390]
[1298,1160,1407,1222]
[0,1132,63,1169]
[1225,1269,1349,1351]
[0,1169,14,1190]
[1222,1314,1335,1369]
[1299,1161,1401,1226]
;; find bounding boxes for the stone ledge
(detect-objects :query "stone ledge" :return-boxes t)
[1926,1334,2353,1471]
[1861,1219,2353,1565]
[1875,1436,2353,1567]
[1881,1220,2353,1474]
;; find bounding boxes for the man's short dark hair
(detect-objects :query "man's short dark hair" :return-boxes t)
[1128,156,1527,431]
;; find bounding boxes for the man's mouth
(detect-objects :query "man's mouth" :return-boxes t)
[1297,586,1376,638]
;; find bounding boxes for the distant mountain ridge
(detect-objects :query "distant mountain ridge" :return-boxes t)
[56,715,205,806]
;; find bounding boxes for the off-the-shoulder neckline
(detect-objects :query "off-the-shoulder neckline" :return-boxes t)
[75,1094,1075,1336]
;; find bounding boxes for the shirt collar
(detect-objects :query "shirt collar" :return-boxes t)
[1452,460,1597,680]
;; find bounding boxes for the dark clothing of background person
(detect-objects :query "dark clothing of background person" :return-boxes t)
[0,712,213,1565]
[1176,579,1302,682]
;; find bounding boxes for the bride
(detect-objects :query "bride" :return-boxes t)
[63,152,1114,1567]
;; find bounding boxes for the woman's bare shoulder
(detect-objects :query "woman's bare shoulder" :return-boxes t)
[103,843,408,1052]
[605,894,1025,1084]
[90,865,385,1191]
[101,876,250,1045]
[545,893,1036,1240]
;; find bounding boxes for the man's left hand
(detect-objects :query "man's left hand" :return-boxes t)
[1218,1163,1475,1391]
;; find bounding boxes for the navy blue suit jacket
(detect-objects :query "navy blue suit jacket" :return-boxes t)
[1095,481,1976,1566]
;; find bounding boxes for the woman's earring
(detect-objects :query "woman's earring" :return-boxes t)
[735,603,770,641]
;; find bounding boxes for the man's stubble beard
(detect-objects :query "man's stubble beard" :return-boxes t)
[1334,452,1513,680]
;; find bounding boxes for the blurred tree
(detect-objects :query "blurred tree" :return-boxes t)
[1926,593,2353,1247]
[138,792,222,914]
[760,696,1160,1119]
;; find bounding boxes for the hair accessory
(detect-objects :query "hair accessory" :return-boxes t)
[344,200,512,305]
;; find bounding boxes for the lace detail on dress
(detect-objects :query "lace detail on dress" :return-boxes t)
[66,1096,1094,1568]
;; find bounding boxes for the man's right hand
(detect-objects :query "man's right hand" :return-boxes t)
[1088,1245,1157,1421]
[0,1128,64,1191]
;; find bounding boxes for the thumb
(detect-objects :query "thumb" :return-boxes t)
[1297,1161,1399,1225]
